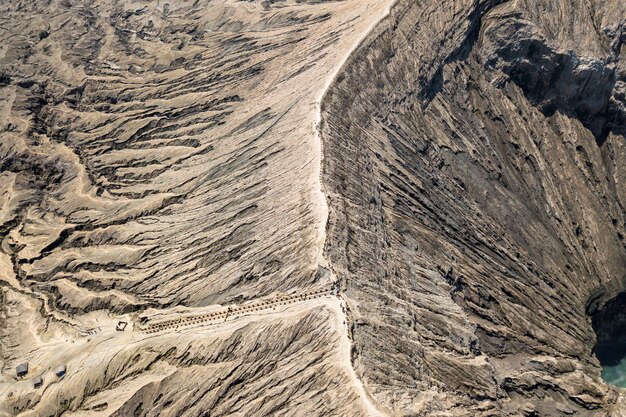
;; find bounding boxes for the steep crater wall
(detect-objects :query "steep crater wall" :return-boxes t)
[321,0,626,415]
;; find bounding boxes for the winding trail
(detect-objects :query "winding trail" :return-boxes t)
[311,2,397,416]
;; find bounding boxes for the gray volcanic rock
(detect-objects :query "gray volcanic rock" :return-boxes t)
[321,0,626,415]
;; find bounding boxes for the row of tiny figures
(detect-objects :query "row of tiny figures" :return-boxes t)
[141,288,333,332]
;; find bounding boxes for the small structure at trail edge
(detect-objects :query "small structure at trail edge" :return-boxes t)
[33,375,43,389]
[54,365,66,378]
[16,363,28,377]
[116,321,127,331]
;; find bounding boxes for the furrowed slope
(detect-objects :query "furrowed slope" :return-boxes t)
[0,0,389,310]
[0,0,394,415]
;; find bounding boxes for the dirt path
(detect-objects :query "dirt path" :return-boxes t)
[312,1,396,272]
[329,295,391,417]
[312,2,396,416]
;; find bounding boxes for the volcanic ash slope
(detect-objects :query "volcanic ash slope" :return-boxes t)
[0,0,393,416]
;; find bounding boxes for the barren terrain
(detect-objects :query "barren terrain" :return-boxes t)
[322,0,626,415]
[1,0,625,416]
[0,0,393,415]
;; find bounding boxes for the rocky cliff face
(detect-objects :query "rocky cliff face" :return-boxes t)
[321,0,626,415]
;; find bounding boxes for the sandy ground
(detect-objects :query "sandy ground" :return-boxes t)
[0,0,397,415]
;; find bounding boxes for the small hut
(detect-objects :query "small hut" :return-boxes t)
[33,375,43,388]
[54,365,67,378]
[16,363,28,377]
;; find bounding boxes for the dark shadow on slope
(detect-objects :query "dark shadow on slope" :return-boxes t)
[590,291,626,367]
[485,25,625,146]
